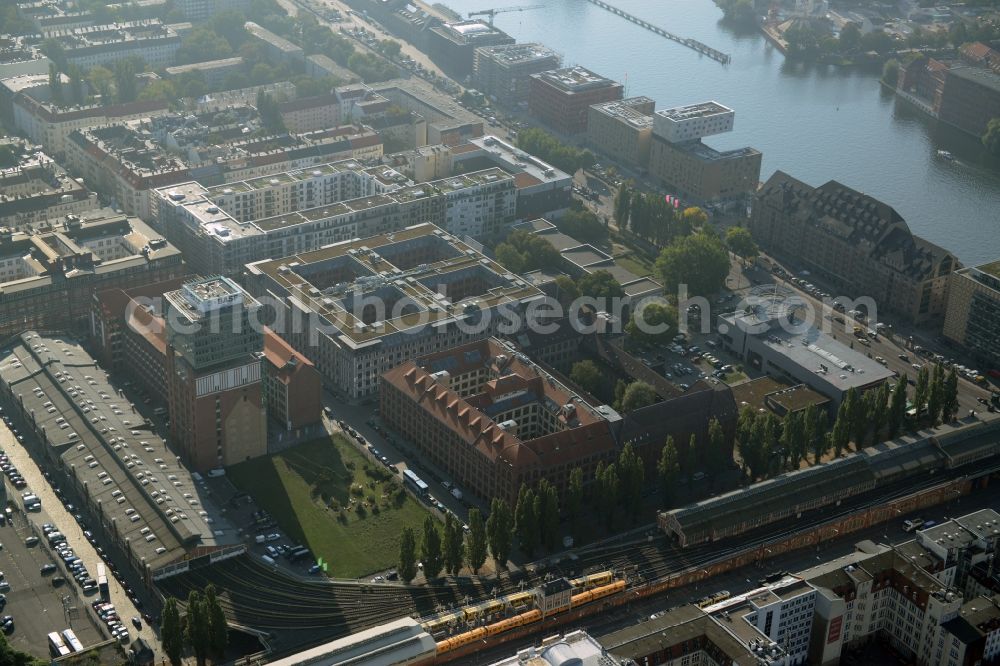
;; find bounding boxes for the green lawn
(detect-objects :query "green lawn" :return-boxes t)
[229,435,431,579]
[614,252,655,278]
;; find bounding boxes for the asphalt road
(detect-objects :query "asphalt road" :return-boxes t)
[0,500,102,660]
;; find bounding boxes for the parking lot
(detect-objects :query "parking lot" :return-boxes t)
[0,418,161,654]
[0,490,103,659]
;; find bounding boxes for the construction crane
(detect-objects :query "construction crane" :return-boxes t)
[468,5,544,26]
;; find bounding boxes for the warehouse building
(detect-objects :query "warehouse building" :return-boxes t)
[0,332,243,582]
[719,305,894,408]
[750,171,959,323]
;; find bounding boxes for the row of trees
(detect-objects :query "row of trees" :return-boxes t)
[732,365,961,483]
[654,420,730,503]
[516,128,597,174]
[161,585,229,666]
[785,22,896,59]
[736,404,828,480]
[554,205,608,244]
[615,184,695,246]
[398,441,683,577]
[399,510,491,582]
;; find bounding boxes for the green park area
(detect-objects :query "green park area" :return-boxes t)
[229,435,430,579]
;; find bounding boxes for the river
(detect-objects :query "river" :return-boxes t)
[440,0,1000,265]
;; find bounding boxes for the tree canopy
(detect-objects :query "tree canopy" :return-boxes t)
[626,301,678,347]
[655,232,731,297]
[494,229,560,274]
[619,381,658,412]
[570,360,603,395]
[516,127,595,174]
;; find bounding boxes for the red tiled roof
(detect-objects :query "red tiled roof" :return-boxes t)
[263,329,314,383]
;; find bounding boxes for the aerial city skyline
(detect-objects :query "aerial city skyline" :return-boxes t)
[0,0,999,664]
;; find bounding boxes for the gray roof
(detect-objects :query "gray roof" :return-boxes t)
[0,333,238,573]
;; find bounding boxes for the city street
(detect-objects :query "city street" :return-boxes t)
[0,425,162,655]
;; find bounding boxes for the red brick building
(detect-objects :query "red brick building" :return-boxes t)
[528,67,623,135]
[91,277,322,470]
[380,338,619,505]
[263,332,322,432]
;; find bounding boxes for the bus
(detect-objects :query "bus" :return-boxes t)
[97,563,110,602]
[62,628,84,652]
[47,632,71,657]
[403,469,428,496]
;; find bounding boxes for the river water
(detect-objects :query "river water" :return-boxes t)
[441,0,1000,264]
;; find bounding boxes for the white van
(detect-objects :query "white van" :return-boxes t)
[260,555,275,565]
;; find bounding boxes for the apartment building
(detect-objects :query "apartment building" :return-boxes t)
[45,20,182,70]
[278,94,341,133]
[473,43,562,108]
[0,208,183,338]
[164,57,244,88]
[154,162,516,275]
[943,261,1000,372]
[246,225,544,399]
[529,67,623,135]
[0,144,97,228]
[10,90,169,156]
[382,145,454,183]
[243,21,304,64]
[65,117,383,221]
[173,0,249,21]
[750,171,959,323]
[452,135,573,219]
[587,97,655,168]
[380,337,617,505]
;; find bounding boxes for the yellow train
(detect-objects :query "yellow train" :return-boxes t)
[463,598,505,622]
[506,591,534,609]
[485,609,542,636]
[569,571,614,590]
[422,609,464,634]
[435,626,487,655]
[436,580,627,655]
[570,580,626,607]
